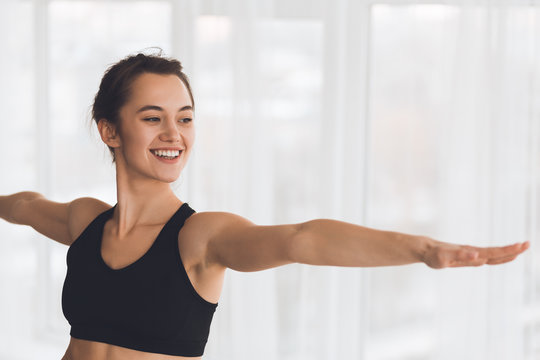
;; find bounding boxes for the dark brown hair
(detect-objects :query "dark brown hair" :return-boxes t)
[92,51,194,162]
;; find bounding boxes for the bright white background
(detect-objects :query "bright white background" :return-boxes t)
[0,0,539,359]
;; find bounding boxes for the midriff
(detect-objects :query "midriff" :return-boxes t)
[61,337,202,360]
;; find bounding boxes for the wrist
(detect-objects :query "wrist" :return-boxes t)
[413,235,435,264]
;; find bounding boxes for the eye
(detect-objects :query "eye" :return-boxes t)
[144,117,160,122]
[179,118,192,123]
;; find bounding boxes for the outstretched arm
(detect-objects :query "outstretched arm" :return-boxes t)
[292,219,530,269]
[0,192,109,246]
[205,213,529,272]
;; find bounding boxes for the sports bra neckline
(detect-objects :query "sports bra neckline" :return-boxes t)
[97,202,188,272]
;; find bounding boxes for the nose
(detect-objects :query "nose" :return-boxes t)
[159,118,181,143]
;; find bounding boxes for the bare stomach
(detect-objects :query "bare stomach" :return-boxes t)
[61,337,202,360]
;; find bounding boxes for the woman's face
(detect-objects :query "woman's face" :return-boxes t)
[113,72,195,183]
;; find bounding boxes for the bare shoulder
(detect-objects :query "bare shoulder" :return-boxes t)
[179,210,254,269]
[181,209,299,272]
[68,197,112,244]
[182,211,254,243]
[187,210,253,227]
[10,195,112,246]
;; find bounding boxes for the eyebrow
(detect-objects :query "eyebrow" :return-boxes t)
[136,105,193,113]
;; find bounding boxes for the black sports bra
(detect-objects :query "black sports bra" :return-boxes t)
[61,202,218,357]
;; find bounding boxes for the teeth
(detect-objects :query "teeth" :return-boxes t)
[151,149,181,157]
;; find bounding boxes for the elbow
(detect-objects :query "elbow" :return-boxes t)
[288,220,312,265]
[7,192,44,224]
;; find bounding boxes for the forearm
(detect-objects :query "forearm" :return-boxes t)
[0,191,44,224]
[292,219,432,267]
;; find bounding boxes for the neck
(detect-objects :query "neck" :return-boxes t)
[111,160,183,239]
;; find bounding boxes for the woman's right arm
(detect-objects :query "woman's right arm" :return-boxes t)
[0,192,105,246]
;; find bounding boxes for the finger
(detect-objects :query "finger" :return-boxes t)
[479,243,523,259]
[441,242,528,268]
[485,242,529,261]
[487,255,518,265]
[486,244,529,263]
[454,247,526,267]
[448,255,487,268]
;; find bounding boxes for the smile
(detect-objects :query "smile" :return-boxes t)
[150,149,182,163]
[150,149,181,159]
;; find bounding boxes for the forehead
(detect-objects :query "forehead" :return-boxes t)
[127,73,192,108]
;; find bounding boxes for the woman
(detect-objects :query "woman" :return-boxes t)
[0,53,530,360]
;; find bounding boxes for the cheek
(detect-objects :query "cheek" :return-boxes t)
[121,129,152,154]
[187,128,196,144]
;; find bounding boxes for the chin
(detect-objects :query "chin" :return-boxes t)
[161,175,180,183]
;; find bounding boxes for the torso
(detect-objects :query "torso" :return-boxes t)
[62,199,226,360]
[61,338,203,360]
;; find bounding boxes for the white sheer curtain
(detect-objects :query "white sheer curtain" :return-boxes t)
[0,0,538,359]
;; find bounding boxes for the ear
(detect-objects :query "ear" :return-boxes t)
[97,118,121,148]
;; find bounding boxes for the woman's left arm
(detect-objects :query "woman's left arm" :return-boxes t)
[205,213,530,272]
[292,219,530,269]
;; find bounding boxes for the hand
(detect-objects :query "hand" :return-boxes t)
[422,238,530,269]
